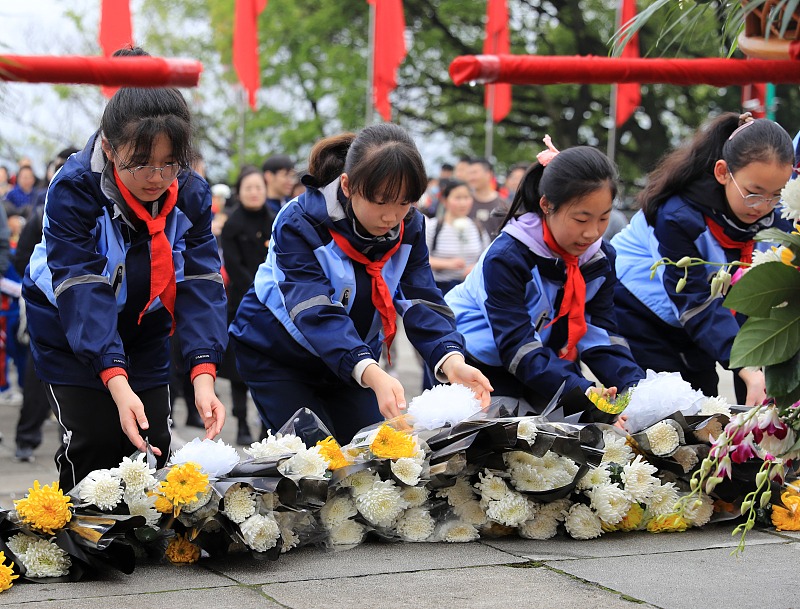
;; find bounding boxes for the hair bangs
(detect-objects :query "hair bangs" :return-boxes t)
[349,141,427,204]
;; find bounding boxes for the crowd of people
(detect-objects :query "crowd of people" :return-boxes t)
[2,47,797,491]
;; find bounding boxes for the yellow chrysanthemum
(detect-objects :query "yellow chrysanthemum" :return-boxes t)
[158,463,209,515]
[316,437,352,470]
[14,480,73,535]
[785,480,800,497]
[646,513,689,533]
[617,503,645,532]
[780,246,796,266]
[0,551,18,592]
[165,534,201,564]
[588,391,626,415]
[369,425,418,459]
[772,493,800,531]
[151,492,174,514]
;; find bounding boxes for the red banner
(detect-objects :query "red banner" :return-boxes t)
[98,0,134,97]
[368,0,407,121]
[483,0,511,122]
[616,0,640,127]
[233,0,268,110]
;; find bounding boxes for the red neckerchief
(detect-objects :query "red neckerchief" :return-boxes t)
[705,216,755,264]
[328,223,405,362]
[541,218,587,362]
[113,166,179,334]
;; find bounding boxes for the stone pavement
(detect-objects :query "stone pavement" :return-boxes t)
[0,331,789,609]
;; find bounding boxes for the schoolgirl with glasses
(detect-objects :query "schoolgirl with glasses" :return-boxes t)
[611,112,794,405]
[23,53,228,489]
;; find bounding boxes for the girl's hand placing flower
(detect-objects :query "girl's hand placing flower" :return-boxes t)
[441,355,494,408]
[192,373,226,439]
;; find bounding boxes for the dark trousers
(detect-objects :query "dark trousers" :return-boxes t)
[15,348,50,449]
[680,366,747,404]
[246,377,381,444]
[45,384,171,491]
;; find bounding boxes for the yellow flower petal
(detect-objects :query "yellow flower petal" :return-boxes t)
[13,480,73,535]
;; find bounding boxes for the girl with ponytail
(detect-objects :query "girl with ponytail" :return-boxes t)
[445,138,643,412]
[230,124,492,443]
[612,113,794,404]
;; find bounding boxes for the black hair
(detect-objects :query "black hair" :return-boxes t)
[507,162,530,176]
[16,165,37,183]
[307,123,427,205]
[235,165,265,194]
[262,154,294,174]
[100,47,194,169]
[440,163,454,172]
[501,146,618,229]
[641,113,794,225]
[470,157,493,173]
[440,178,469,200]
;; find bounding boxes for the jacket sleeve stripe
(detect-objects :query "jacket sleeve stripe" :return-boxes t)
[289,294,342,321]
[405,298,455,318]
[679,294,718,325]
[509,340,543,376]
[182,272,224,284]
[53,274,109,299]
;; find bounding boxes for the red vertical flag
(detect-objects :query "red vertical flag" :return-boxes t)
[368,0,407,122]
[234,0,268,110]
[98,0,133,98]
[483,0,511,123]
[616,0,641,127]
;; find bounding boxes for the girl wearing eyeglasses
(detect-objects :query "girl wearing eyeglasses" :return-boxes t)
[611,113,794,405]
[22,60,228,489]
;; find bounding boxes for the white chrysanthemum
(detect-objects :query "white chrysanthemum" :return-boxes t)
[18,538,71,577]
[355,480,409,527]
[645,421,681,456]
[320,494,358,529]
[564,504,603,540]
[539,498,572,522]
[452,498,488,526]
[407,383,481,430]
[576,464,612,491]
[683,495,714,527]
[645,482,680,517]
[436,477,476,507]
[780,177,800,221]
[113,453,157,493]
[182,485,215,514]
[436,520,480,543]
[486,491,530,527]
[6,533,36,557]
[751,247,784,267]
[698,396,732,417]
[474,470,510,501]
[79,469,123,510]
[244,432,306,459]
[240,513,281,552]
[329,519,366,546]
[601,430,633,465]
[519,515,559,540]
[396,507,436,541]
[223,484,258,524]
[390,457,423,486]
[589,483,632,525]
[401,485,429,508]
[275,512,301,553]
[340,470,379,497]
[126,493,160,526]
[516,419,538,443]
[278,446,328,479]
[171,438,240,478]
[508,464,547,492]
[621,455,659,503]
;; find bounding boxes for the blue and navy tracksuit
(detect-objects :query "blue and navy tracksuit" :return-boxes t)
[611,175,791,397]
[444,212,643,409]
[229,178,464,442]
[22,131,227,488]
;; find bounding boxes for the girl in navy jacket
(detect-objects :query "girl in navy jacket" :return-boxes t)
[445,143,643,411]
[230,124,492,442]
[612,113,794,404]
[23,82,228,489]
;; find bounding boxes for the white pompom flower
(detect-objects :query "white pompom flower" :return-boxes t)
[588,483,632,526]
[244,432,306,459]
[621,455,659,503]
[223,484,258,524]
[340,470,379,497]
[407,383,482,430]
[278,446,328,479]
[112,453,157,494]
[329,519,366,546]
[780,177,800,221]
[390,457,423,486]
[519,515,559,540]
[436,477,476,507]
[684,495,714,527]
[401,485,429,508]
[645,482,680,517]
[601,430,633,465]
[320,494,358,529]
[452,498,488,526]
[435,520,480,543]
[240,513,281,552]
[396,507,436,541]
[126,493,161,526]
[171,438,240,478]
[698,396,732,417]
[576,463,612,491]
[516,419,538,443]
[79,469,124,510]
[644,421,681,456]
[538,498,572,522]
[16,538,71,577]
[354,480,409,527]
[485,491,531,527]
[474,470,510,501]
[564,504,603,540]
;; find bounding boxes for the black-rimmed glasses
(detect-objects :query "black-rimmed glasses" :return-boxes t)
[109,142,183,182]
[728,171,782,209]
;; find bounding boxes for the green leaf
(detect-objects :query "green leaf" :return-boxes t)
[755,228,800,251]
[723,262,800,317]
[765,350,800,397]
[730,314,800,368]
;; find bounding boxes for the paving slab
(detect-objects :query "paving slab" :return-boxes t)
[0,563,236,606]
[261,564,658,609]
[481,523,784,561]
[0,585,282,608]
[549,541,800,609]
[204,540,526,585]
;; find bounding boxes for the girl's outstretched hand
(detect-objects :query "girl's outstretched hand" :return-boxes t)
[192,373,226,439]
[362,363,407,420]
[441,355,494,408]
[107,375,162,456]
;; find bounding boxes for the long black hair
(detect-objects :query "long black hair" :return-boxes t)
[101,47,195,169]
[500,146,618,228]
[640,113,793,225]
[307,123,427,205]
